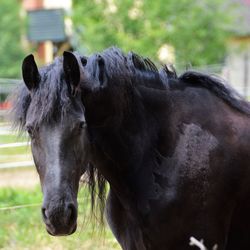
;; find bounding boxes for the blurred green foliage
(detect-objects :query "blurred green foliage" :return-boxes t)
[0,0,25,78]
[72,0,233,67]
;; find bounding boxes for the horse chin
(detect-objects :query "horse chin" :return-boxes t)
[46,223,77,236]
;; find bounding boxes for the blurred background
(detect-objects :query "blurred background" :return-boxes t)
[0,0,250,249]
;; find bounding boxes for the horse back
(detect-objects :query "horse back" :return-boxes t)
[167,86,250,200]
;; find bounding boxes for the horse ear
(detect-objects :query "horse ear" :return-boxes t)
[97,55,107,86]
[63,51,80,96]
[22,54,40,91]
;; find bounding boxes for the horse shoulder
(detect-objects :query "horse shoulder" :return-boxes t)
[105,190,147,250]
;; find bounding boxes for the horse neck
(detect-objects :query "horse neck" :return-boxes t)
[88,88,172,215]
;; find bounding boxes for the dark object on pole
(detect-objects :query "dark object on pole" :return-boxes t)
[27,8,66,42]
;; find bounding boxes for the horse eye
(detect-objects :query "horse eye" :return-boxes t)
[26,125,34,137]
[79,121,86,129]
[81,57,87,66]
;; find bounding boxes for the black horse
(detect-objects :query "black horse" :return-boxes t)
[12,47,250,249]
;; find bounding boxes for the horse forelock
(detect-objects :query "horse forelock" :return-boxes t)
[11,57,72,131]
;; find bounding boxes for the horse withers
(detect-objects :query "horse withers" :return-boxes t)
[12,47,250,249]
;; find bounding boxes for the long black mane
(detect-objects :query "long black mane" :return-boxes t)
[11,47,250,223]
[96,47,250,116]
[179,71,250,115]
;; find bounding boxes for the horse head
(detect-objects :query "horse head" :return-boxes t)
[20,54,88,236]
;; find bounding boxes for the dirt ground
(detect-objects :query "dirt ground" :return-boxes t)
[0,167,39,188]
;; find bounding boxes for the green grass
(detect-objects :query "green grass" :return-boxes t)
[0,186,120,250]
[0,134,28,144]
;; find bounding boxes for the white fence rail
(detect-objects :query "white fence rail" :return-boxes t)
[0,124,33,169]
[0,161,34,169]
[0,142,30,148]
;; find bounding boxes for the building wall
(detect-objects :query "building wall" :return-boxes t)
[43,0,71,10]
[225,38,250,97]
[22,0,43,10]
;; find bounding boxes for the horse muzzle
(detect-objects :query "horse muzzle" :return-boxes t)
[41,200,78,236]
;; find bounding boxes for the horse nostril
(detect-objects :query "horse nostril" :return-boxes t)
[67,203,77,222]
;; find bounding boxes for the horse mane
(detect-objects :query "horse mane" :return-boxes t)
[179,71,250,116]
[85,164,107,225]
[129,52,158,73]
[11,48,168,132]
[99,47,160,75]
[101,48,250,116]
